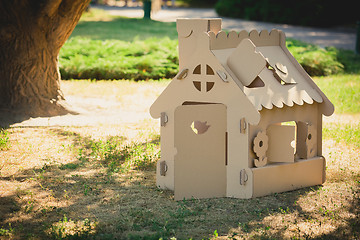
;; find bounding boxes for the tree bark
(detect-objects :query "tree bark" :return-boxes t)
[0,0,91,117]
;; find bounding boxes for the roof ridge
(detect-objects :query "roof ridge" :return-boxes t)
[209,29,284,50]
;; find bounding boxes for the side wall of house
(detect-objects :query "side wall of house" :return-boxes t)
[248,103,322,167]
[247,103,325,197]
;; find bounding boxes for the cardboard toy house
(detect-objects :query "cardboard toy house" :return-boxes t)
[150,18,334,200]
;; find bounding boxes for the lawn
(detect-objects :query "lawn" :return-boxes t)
[1,75,359,239]
[73,9,178,41]
[316,74,360,150]
[1,7,359,240]
[59,8,360,80]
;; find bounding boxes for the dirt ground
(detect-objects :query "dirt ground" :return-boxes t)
[6,80,165,128]
[0,80,359,239]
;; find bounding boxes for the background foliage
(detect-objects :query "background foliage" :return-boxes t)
[179,0,218,7]
[215,0,358,27]
[59,10,360,80]
[60,37,178,80]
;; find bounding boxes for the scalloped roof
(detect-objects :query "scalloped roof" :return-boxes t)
[209,29,332,114]
[152,19,334,118]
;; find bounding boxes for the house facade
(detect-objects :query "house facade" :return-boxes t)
[150,18,334,200]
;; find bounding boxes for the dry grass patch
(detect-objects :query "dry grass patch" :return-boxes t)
[61,79,168,116]
[1,125,358,240]
[0,123,161,239]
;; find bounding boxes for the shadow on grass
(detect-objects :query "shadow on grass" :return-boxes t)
[0,128,359,239]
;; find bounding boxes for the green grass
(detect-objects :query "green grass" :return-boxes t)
[80,136,160,173]
[0,128,10,150]
[314,74,360,149]
[48,215,97,239]
[63,131,160,174]
[59,162,80,170]
[72,18,177,41]
[73,9,178,41]
[323,122,360,149]
[314,74,360,114]
[0,224,14,238]
[60,37,178,80]
[335,47,360,73]
[58,8,360,80]
[61,9,178,80]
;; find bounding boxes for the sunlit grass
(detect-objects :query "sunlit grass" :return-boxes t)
[0,128,10,150]
[74,9,178,41]
[60,37,178,80]
[314,74,360,114]
[323,122,360,149]
[59,8,360,80]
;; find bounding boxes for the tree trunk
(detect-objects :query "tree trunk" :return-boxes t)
[0,0,91,117]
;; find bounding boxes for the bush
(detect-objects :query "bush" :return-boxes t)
[180,0,218,7]
[334,48,360,74]
[59,36,359,80]
[215,0,358,27]
[59,8,358,80]
[286,39,344,76]
[59,37,178,80]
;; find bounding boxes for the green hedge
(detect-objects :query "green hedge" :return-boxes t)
[286,39,344,76]
[59,36,359,80]
[179,0,218,7]
[59,37,178,80]
[215,0,358,27]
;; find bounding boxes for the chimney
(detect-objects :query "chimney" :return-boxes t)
[176,18,222,69]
